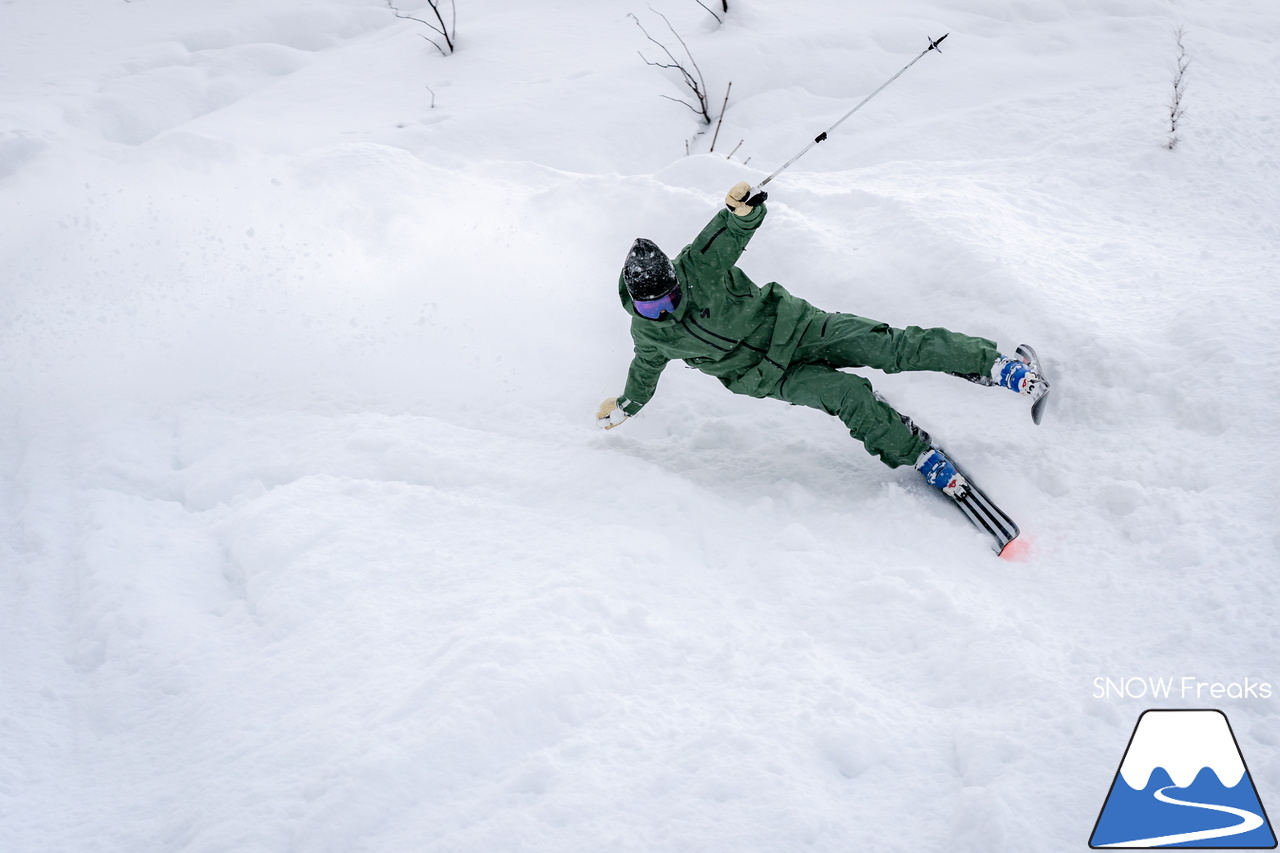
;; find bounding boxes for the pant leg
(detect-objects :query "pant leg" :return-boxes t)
[796,312,998,376]
[769,363,929,468]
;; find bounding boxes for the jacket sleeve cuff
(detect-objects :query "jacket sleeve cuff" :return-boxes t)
[723,201,765,222]
[618,397,643,416]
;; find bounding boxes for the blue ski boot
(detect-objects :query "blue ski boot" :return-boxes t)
[954,349,1045,397]
[996,346,1052,423]
[991,354,1042,395]
[915,448,968,498]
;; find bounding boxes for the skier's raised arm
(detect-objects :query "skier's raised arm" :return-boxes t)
[681,182,769,279]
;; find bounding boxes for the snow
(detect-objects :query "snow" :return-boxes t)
[2,0,1279,850]
[1118,711,1245,789]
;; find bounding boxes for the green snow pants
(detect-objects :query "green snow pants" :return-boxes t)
[768,312,999,468]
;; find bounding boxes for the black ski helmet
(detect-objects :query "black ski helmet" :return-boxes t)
[622,238,678,301]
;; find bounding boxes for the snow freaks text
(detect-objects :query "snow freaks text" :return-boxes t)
[1093,677,1273,700]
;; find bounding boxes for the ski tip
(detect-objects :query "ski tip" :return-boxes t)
[998,536,1032,562]
[1017,344,1050,426]
[1031,389,1049,425]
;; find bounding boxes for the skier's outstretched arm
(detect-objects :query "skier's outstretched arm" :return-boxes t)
[597,344,669,430]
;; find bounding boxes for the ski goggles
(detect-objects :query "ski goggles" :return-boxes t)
[632,284,681,319]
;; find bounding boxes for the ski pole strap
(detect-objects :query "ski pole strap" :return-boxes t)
[758,33,948,188]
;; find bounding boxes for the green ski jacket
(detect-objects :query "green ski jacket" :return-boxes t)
[617,203,822,415]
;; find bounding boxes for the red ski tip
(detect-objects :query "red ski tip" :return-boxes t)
[998,536,1032,562]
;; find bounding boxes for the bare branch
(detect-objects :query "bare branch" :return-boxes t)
[629,9,712,125]
[651,7,708,105]
[388,0,456,56]
[419,33,447,55]
[658,93,708,118]
[694,0,722,24]
[709,81,731,152]
[1166,25,1190,149]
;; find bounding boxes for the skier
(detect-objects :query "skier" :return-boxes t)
[596,182,1047,498]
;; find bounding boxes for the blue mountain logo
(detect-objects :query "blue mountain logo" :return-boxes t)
[1090,709,1276,848]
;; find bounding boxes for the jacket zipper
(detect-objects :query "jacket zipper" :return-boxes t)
[679,318,733,352]
[700,226,727,254]
[683,316,783,368]
[687,315,738,345]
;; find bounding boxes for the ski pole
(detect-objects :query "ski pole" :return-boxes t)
[758,33,949,188]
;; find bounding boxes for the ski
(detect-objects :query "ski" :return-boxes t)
[935,451,1020,555]
[1016,343,1051,425]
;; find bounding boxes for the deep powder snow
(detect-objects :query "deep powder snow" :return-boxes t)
[2,1,1278,851]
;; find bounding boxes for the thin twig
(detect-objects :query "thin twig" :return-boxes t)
[426,85,436,108]
[694,0,722,24]
[725,139,743,160]
[1166,25,1190,150]
[709,81,731,152]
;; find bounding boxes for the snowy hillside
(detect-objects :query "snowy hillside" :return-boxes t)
[2,0,1278,850]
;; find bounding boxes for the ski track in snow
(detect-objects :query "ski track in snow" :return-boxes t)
[2,0,1279,851]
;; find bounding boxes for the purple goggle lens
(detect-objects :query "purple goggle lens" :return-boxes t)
[633,286,681,319]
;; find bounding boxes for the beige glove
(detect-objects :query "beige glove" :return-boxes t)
[725,181,767,216]
[596,397,628,430]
